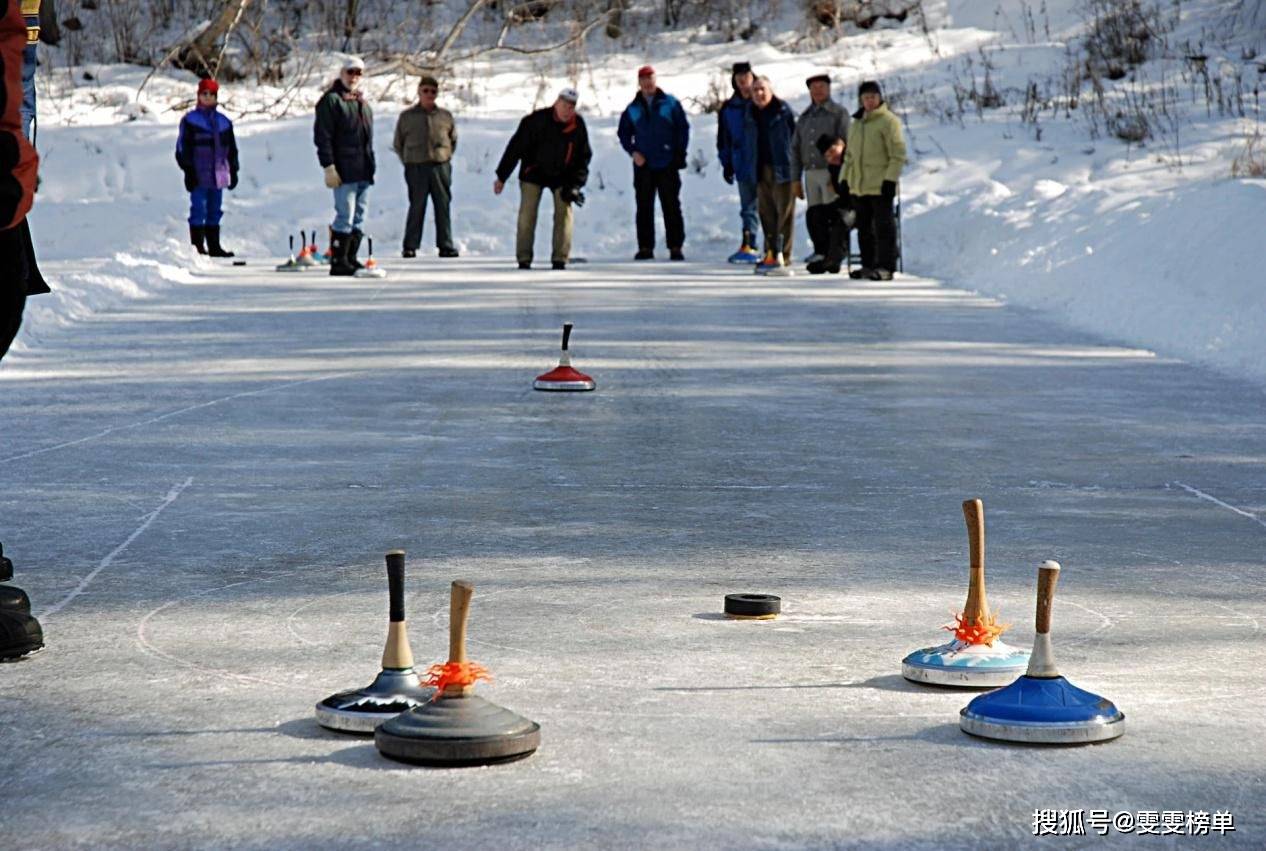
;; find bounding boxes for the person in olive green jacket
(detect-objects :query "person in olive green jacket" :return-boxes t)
[393,75,458,258]
[842,79,906,280]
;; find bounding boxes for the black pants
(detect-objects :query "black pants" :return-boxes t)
[854,194,898,272]
[634,165,684,251]
[403,162,454,252]
[0,222,38,362]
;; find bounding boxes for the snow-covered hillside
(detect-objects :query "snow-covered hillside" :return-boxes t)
[15,0,1266,384]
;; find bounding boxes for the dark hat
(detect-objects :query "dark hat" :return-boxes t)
[858,79,882,97]
[806,73,831,87]
[815,133,841,154]
[731,61,753,76]
[418,75,439,89]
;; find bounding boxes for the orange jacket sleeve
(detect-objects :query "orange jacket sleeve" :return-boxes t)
[0,0,37,232]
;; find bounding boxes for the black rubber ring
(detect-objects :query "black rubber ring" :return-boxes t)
[724,593,781,616]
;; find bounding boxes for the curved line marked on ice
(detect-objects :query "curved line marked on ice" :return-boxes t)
[1171,481,1266,531]
[38,477,194,620]
[0,372,361,465]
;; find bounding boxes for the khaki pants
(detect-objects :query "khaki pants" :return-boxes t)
[757,165,795,260]
[517,181,573,265]
[803,168,835,206]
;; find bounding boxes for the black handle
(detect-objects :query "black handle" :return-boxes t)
[300,229,306,246]
[288,234,294,252]
[561,322,573,351]
[368,237,374,256]
[385,550,406,623]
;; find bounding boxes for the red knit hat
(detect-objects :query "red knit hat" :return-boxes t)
[197,78,220,96]
[637,65,655,78]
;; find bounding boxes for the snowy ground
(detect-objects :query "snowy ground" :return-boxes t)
[3,258,1265,848]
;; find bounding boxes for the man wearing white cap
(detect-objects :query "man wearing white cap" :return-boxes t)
[314,56,376,275]
[494,88,592,270]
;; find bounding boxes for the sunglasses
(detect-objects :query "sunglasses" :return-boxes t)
[344,68,363,76]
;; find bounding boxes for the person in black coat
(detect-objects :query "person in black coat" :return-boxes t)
[806,134,855,275]
[494,88,592,270]
[314,56,375,275]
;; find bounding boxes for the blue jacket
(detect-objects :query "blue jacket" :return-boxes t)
[618,89,689,171]
[176,107,238,190]
[745,97,796,184]
[716,92,755,183]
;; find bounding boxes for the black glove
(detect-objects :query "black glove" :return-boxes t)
[560,186,585,207]
[675,151,687,170]
[229,171,239,191]
[881,180,896,202]
[723,165,734,185]
[183,169,197,192]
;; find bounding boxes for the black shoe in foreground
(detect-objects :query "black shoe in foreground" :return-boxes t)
[849,267,872,279]
[634,249,654,260]
[518,261,531,270]
[402,249,417,258]
[439,248,460,258]
[669,248,685,261]
[552,261,566,270]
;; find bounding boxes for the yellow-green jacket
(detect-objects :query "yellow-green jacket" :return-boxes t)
[842,102,906,197]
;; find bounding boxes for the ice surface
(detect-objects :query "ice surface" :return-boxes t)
[2,259,1264,848]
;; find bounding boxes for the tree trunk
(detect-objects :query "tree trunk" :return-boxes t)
[176,0,252,77]
[39,0,61,46]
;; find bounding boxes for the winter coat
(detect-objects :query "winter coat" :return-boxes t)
[314,79,375,184]
[393,104,456,165]
[842,102,906,197]
[0,0,36,234]
[790,98,850,176]
[176,106,238,191]
[746,97,797,184]
[617,88,689,171]
[495,107,592,190]
[716,91,756,184]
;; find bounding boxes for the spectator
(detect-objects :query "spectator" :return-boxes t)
[791,73,850,266]
[843,80,906,280]
[748,76,797,275]
[494,88,592,271]
[618,65,689,261]
[393,75,458,259]
[716,61,760,264]
[806,134,854,275]
[176,78,240,258]
[315,56,375,276]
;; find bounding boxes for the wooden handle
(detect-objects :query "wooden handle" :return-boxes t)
[448,580,474,664]
[561,323,573,351]
[381,551,413,670]
[1035,560,1061,634]
[961,498,989,624]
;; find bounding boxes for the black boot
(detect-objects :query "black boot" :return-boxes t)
[329,231,355,276]
[809,217,848,275]
[189,225,208,255]
[205,226,234,258]
[0,609,43,660]
[347,230,365,270]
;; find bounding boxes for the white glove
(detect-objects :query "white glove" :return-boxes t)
[323,165,342,189]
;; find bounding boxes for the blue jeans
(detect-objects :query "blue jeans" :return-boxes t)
[737,180,759,238]
[188,188,224,226]
[21,43,36,140]
[332,181,371,233]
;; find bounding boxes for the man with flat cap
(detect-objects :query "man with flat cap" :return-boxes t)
[843,79,906,280]
[618,65,689,260]
[716,61,760,263]
[791,72,850,266]
[393,74,458,258]
[494,88,592,270]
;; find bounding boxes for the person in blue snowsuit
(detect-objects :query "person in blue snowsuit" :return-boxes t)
[176,78,239,257]
[715,61,759,263]
[618,65,689,260]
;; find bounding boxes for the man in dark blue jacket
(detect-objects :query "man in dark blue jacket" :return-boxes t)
[618,66,689,261]
[748,76,797,275]
[716,61,759,263]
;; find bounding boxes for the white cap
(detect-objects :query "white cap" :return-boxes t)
[558,87,579,104]
[342,56,365,72]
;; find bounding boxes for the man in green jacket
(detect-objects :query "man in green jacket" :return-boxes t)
[842,80,906,280]
[393,75,458,259]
